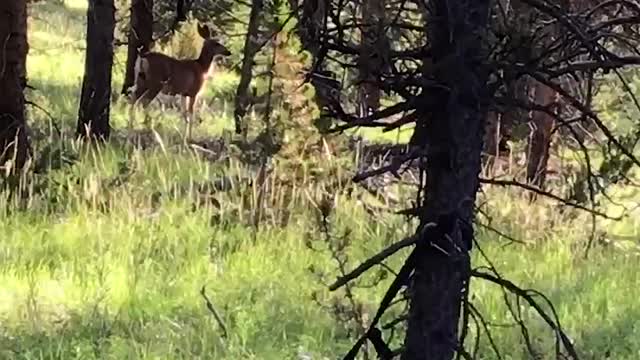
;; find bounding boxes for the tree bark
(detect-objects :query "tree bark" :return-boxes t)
[357,0,388,117]
[77,0,115,140]
[290,0,323,55]
[0,0,31,174]
[509,0,558,190]
[402,1,491,359]
[483,111,507,158]
[483,0,533,162]
[121,0,153,95]
[289,0,342,115]
[233,0,263,135]
[526,83,556,188]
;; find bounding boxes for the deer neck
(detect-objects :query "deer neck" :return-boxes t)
[197,47,215,73]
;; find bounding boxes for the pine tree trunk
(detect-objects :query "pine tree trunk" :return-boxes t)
[77,0,115,140]
[121,0,153,95]
[290,0,342,115]
[234,0,263,135]
[526,83,556,189]
[402,1,491,359]
[357,0,388,116]
[0,0,31,174]
[483,111,501,157]
[290,0,323,55]
[509,0,557,190]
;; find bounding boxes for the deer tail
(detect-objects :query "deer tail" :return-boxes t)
[134,54,150,83]
[127,47,151,97]
[136,45,150,57]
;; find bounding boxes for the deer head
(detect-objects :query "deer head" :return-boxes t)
[196,24,231,69]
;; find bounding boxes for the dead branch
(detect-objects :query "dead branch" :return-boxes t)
[479,177,622,220]
[328,222,436,291]
[471,269,579,359]
[200,286,228,339]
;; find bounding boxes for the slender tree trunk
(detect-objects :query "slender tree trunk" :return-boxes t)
[121,0,153,95]
[402,1,491,359]
[290,0,342,115]
[526,83,556,188]
[483,0,531,163]
[523,0,582,190]
[234,0,263,135]
[483,111,500,157]
[290,0,323,55]
[0,0,31,174]
[77,0,115,140]
[357,0,388,117]
[509,0,557,190]
[482,111,503,175]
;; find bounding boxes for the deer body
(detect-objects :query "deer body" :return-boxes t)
[128,24,230,139]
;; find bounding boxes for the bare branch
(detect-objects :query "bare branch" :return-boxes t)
[200,286,228,338]
[479,177,622,220]
[328,223,435,291]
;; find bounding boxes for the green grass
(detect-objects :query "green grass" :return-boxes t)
[2,0,640,359]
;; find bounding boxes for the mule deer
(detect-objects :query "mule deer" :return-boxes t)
[128,24,231,139]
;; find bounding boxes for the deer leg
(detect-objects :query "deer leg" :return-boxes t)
[136,85,162,128]
[182,96,190,123]
[185,96,197,141]
[192,95,200,124]
[128,85,148,129]
[194,95,204,124]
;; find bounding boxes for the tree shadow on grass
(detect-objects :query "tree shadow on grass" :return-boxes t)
[470,246,640,359]
[541,279,640,359]
[0,276,341,359]
[0,306,227,359]
[576,306,640,359]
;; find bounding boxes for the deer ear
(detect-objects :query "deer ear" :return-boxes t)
[197,24,211,39]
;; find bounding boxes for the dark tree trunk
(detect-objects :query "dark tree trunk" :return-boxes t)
[357,0,388,117]
[0,0,31,174]
[509,0,557,190]
[482,111,504,174]
[402,1,491,359]
[77,0,115,140]
[483,0,533,162]
[290,0,323,55]
[290,0,342,115]
[233,0,263,135]
[526,83,556,189]
[121,0,153,95]
[484,111,504,157]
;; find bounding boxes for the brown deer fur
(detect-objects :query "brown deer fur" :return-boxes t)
[128,24,231,139]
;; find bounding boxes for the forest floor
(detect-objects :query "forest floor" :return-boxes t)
[1,0,640,359]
